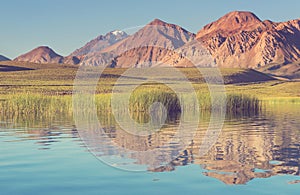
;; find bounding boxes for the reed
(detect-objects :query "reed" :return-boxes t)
[0,94,72,115]
[129,89,181,113]
[0,90,261,126]
[0,93,73,127]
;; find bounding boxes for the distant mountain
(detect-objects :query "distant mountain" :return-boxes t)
[0,55,10,61]
[107,19,195,52]
[80,19,195,66]
[195,11,300,78]
[67,30,128,65]
[70,30,128,57]
[14,46,64,64]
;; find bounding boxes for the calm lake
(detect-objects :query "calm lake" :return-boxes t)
[1,102,300,194]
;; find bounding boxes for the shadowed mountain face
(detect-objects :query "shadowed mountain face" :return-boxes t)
[0,55,10,61]
[0,64,33,72]
[14,46,64,64]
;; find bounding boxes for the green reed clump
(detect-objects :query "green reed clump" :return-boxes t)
[226,93,260,115]
[0,90,262,127]
[0,94,73,128]
[195,92,212,110]
[194,91,260,116]
[129,89,181,113]
[0,93,73,122]
[95,94,112,112]
[126,89,260,115]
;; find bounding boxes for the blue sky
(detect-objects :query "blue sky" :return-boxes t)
[1,0,299,58]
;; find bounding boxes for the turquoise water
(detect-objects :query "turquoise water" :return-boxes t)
[1,104,300,194]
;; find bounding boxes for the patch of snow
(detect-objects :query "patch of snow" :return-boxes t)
[111,30,125,36]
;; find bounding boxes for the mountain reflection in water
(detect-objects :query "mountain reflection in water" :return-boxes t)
[0,103,299,185]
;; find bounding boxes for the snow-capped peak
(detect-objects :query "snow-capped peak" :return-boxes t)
[111,30,126,36]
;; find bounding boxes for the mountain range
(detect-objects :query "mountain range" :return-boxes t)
[2,11,300,78]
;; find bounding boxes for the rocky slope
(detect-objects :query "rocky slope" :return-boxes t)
[195,11,300,77]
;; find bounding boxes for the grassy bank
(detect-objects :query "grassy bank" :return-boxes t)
[0,62,299,121]
[0,62,299,98]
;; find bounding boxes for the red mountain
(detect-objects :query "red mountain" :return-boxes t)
[195,11,300,78]
[14,46,64,64]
